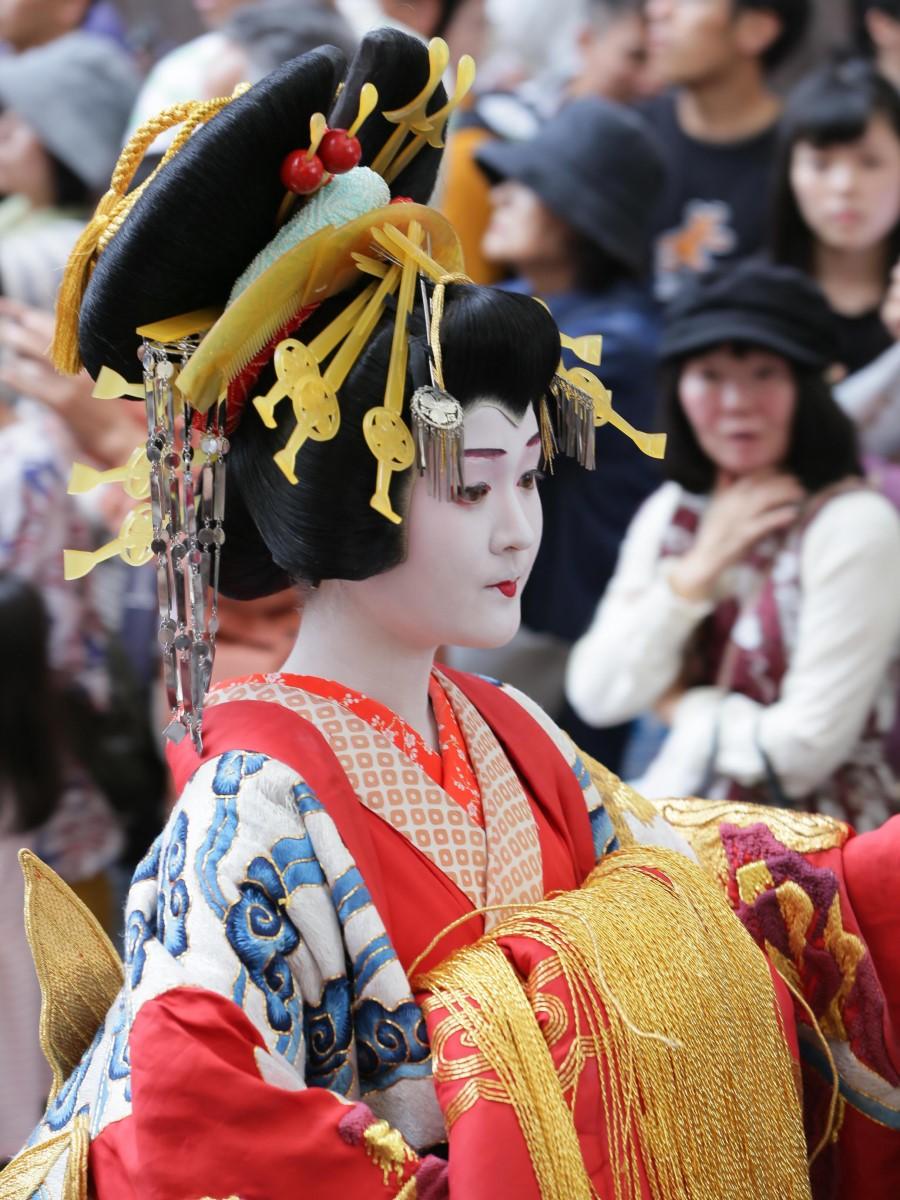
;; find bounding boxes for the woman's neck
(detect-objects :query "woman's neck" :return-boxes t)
[813,240,888,316]
[521,260,579,298]
[280,584,439,750]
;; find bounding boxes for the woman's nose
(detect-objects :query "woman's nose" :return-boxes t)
[826,161,857,193]
[491,487,539,555]
[719,381,747,410]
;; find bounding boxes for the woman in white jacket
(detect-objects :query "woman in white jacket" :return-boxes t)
[567,260,900,830]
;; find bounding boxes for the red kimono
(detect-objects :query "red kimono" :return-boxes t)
[3,669,898,1200]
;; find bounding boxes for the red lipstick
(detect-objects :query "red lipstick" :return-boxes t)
[491,580,518,598]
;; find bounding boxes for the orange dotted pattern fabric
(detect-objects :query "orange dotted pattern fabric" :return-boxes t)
[437,670,544,927]
[281,672,483,827]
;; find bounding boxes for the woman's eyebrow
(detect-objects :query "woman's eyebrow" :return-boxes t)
[464,433,543,459]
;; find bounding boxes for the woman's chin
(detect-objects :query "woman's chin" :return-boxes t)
[448,612,522,652]
[717,448,779,478]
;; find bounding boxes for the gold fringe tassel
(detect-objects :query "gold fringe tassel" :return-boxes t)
[50,91,242,374]
[418,846,812,1200]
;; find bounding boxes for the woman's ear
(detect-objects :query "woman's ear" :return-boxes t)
[867,9,900,53]
[733,8,782,61]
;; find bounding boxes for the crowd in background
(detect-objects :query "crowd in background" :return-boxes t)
[3,0,900,1158]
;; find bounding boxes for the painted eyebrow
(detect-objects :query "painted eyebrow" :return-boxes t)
[463,433,542,459]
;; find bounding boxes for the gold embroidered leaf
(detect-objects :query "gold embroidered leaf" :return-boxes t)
[19,850,124,1097]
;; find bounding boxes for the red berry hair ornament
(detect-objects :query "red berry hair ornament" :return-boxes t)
[278,84,378,205]
[318,128,362,174]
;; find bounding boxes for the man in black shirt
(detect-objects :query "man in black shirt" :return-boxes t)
[641,0,809,300]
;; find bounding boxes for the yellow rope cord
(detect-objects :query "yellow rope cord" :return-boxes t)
[50,91,241,374]
[771,966,842,1165]
[428,271,470,391]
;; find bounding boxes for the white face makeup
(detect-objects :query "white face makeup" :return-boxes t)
[337,401,544,653]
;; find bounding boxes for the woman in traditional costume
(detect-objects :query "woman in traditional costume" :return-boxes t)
[1,28,898,1200]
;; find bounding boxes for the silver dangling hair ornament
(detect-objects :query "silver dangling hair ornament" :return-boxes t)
[409,274,465,500]
[142,324,228,752]
[549,373,596,471]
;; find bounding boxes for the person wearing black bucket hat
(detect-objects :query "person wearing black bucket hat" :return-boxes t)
[569,258,900,833]
[476,97,664,280]
[659,257,837,366]
[447,98,665,773]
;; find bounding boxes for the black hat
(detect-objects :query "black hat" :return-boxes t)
[659,259,837,370]
[474,97,665,275]
[78,29,448,382]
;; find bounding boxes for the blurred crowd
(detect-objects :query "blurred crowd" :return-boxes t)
[3,0,900,1158]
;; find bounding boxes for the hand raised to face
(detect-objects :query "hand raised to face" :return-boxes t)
[668,471,807,603]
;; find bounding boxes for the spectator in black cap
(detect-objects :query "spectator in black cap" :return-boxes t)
[567,259,900,829]
[443,98,664,772]
[641,0,809,302]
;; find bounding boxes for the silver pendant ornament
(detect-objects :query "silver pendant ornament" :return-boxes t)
[143,334,228,751]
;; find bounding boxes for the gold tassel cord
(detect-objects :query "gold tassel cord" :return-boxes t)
[425,938,595,1200]
[768,964,842,1166]
[418,847,811,1200]
[51,92,240,375]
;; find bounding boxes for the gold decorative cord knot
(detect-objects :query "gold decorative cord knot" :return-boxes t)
[50,90,241,375]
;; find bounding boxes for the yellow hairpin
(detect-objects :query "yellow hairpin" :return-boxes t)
[555,332,667,461]
[63,503,154,581]
[371,39,475,183]
[362,221,424,522]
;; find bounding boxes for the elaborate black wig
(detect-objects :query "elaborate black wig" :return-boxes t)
[79,30,451,380]
[770,57,900,279]
[75,28,563,600]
